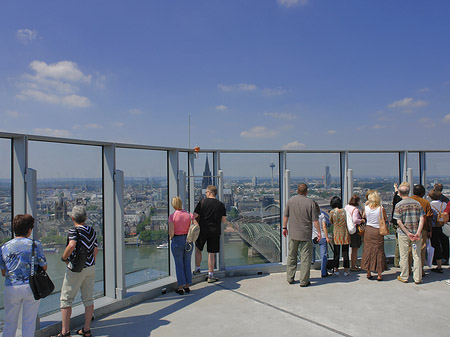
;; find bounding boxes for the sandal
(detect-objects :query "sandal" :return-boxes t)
[76,328,91,337]
[52,332,71,337]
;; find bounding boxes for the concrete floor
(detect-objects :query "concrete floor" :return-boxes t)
[84,266,450,337]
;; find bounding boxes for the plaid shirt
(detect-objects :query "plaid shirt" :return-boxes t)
[393,198,424,235]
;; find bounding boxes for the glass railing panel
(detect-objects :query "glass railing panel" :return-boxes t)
[348,152,399,257]
[0,138,12,327]
[425,152,450,194]
[408,152,421,186]
[116,148,169,288]
[27,141,104,316]
[191,152,215,270]
[221,153,281,267]
[286,153,341,261]
[179,151,190,212]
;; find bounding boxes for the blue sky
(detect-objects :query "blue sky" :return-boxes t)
[1,0,450,151]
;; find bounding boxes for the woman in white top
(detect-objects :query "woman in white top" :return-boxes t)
[361,191,387,281]
[429,189,447,273]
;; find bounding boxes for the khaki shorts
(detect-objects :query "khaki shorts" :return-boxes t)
[60,265,96,308]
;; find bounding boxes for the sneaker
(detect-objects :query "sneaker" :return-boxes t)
[397,276,408,283]
[300,281,311,287]
[193,269,201,275]
[343,272,350,277]
[445,279,450,286]
[207,276,218,283]
[333,271,339,276]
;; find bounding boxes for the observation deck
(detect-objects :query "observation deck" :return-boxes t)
[0,131,449,336]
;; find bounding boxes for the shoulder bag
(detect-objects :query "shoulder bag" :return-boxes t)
[345,208,356,235]
[67,228,89,272]
[378,206,389,236]
[30,240,55,300]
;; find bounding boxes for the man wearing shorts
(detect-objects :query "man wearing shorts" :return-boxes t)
[193,185,226,283]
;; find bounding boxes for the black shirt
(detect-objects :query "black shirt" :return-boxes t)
[194,198,226,228]
[67,225,98,267]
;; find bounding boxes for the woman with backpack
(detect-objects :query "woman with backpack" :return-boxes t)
[169,196,198,294]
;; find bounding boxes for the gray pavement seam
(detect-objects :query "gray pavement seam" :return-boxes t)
[215,283,352,337]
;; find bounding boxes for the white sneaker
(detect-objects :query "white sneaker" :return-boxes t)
[344,272,350,277]
[333,271,339,276]
[445,279,450,286]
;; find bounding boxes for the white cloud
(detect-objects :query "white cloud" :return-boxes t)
[443,114,450,123]
[5,110,20,118]
[282,141,306,150]
[264,112,297,120]
[262,87,287,96]
[17,60,92,108]
[218,83,257,92]
[17,90,91,108]
[33,128,71,138]
[85,123,103,129]
[388,97,428,108]
[417,88,431,93]
[418,118,436,128]
[216,105,228,111]
[112,121,124,127]
[328,130,336,135]
[240,126,279,138]
[129,108,144,115]
[29,60,91,83]
[277,0,308,8]
[16,29,39,43]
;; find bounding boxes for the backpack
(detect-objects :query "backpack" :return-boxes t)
[186,221,200,243]
[67,228,89,272]
[432,203,448,227]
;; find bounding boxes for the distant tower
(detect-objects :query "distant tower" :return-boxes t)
[324,165,331,189]
[270,163,275,187]
[202,155,213,189]
[252,176,258,188]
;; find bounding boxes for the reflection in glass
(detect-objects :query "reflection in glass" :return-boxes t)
[116,148,169,288]
[425,152,450,194]
[221,153,281,267]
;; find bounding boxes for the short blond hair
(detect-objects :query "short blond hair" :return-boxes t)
[172,196,183,210]
[207,185,217,196]
[368,190,381,207]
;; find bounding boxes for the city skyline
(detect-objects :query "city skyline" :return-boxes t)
[0,1,450,152]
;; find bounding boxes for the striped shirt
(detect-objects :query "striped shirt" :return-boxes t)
[393,198,424,235]
[67,225,98,267]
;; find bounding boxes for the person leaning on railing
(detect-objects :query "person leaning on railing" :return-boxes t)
[0,214,48,337]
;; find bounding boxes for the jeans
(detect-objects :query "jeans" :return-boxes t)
[171,235,193,286]
[312,238,328,276]
[3,284,40,337]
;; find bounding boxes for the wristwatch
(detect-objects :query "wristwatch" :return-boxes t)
[61,257,68,262]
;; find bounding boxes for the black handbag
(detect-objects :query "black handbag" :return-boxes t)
[67,228,88,272]
[30,240,55,300]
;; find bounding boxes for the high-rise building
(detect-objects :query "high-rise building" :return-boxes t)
[324,165,331,189]
[202,155,213,189]
[252,176,258,188]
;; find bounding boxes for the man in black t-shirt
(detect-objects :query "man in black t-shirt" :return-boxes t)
[193,185,226,283]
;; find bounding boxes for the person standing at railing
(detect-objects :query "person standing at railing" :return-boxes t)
[393,182,425,284]
[53,205,98,337]
[435,183,450,266]
[0,214,48,337]
[311,204,330,278]
[330,196,350,276]
[193,185,226,283]
[169,196,198,294]
[344,194,365,272]
[429,189,447,274]
[283,183,320,287]
[410,184,433,276]
[361,191,387,281]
